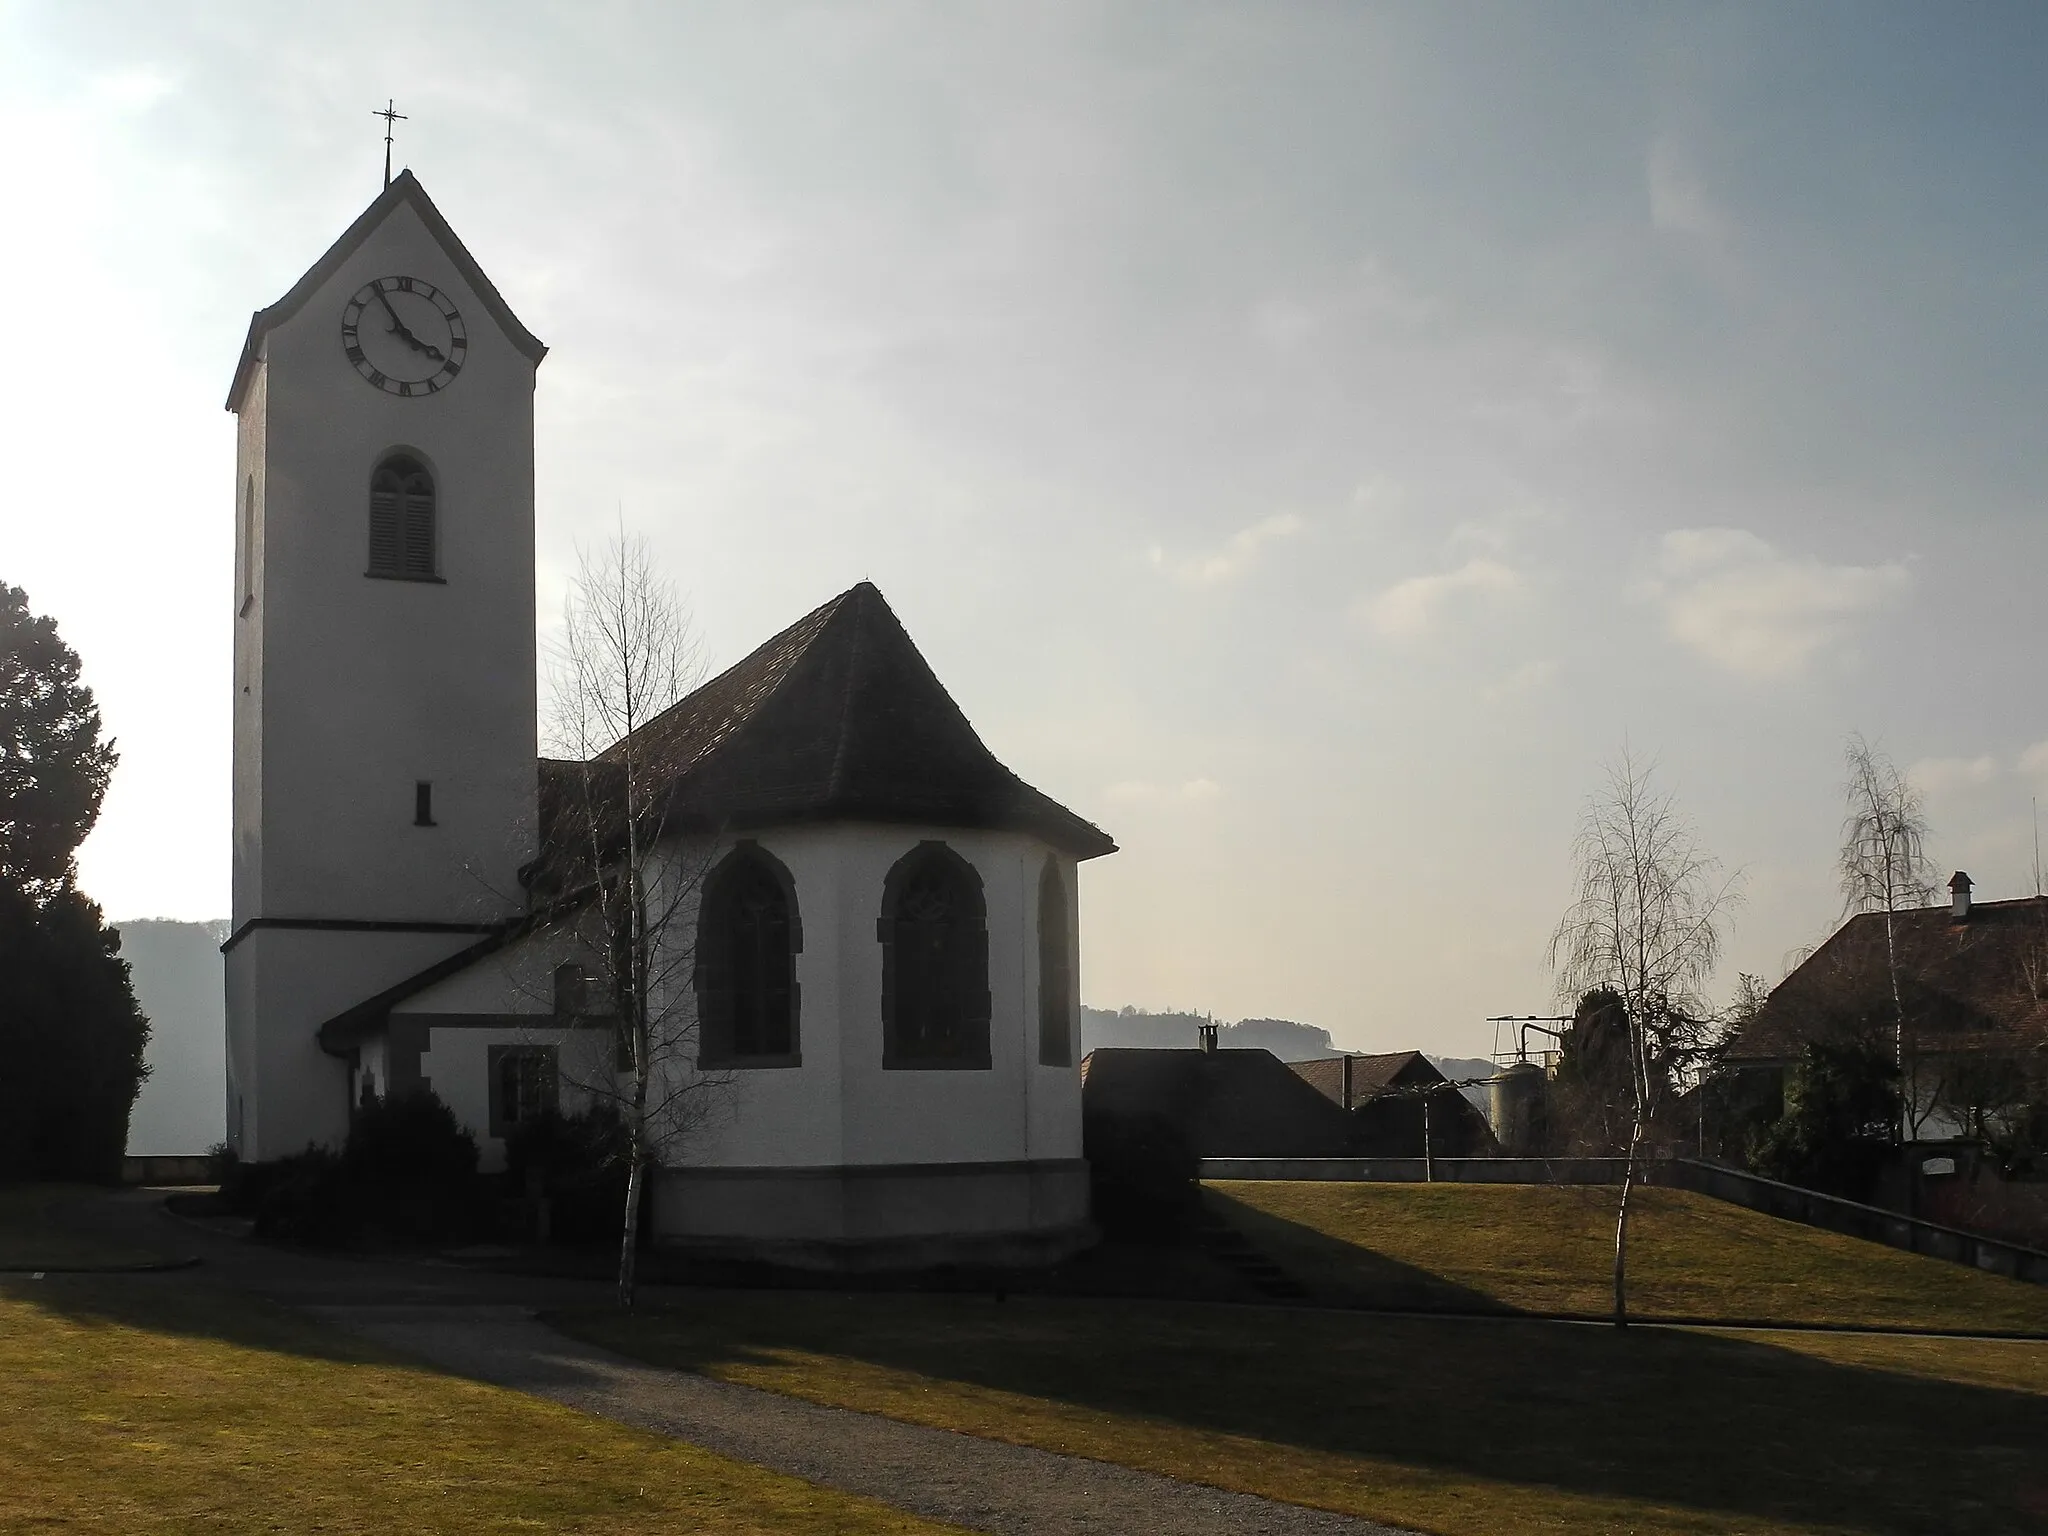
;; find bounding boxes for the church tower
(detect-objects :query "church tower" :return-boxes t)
[224,173,545,1159]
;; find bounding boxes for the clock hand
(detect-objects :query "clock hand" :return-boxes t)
[371,287,436,351]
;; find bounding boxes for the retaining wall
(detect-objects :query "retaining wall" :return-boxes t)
[122,1154,219,1186]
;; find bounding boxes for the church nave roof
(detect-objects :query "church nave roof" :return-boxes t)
[535,581,1116,872]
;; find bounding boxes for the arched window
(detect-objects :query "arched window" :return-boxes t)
[879,842,990,1070]
[1037,858,1073,1066]
[696,843,801,1066]
[368,454,437,579]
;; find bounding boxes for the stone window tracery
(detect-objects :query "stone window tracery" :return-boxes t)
[696,843,801,1067]
[879,842,990,1070]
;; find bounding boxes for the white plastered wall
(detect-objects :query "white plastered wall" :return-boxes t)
[227,187,541,1161]
[413,1025,611,1174]
[226,927,486,1159]
[394,924,604,1172]
[664,823,1087,1174]
[236,193,539,923]
[351,821,1093,1177]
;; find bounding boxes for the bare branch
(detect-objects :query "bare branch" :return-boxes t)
[1837,732,1938,1140]
[1549,750,1741,1326]
[540,531,716,1307]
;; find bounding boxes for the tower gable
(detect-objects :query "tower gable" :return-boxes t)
[226,170,544,413]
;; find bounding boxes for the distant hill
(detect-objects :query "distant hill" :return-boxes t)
[117,919,227,1155]
[1080,1007,1343,1061]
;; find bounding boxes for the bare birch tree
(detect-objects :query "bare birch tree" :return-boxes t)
[1550,752,1739,1327]
[1838,733,1937,1141]
[544,533,725,1307]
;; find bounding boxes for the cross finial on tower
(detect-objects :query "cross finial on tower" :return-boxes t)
[374,99,408,190]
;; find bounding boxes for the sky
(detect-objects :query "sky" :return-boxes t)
[5,2,2047,1057]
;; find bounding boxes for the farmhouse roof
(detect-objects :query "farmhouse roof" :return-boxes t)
[1080,1047,1358,1158]
[1727,895,2048,1064]
[1290,1050,1440,1109]
[539,581,1116,862]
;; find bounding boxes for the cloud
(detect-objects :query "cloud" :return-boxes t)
[1647,138,1728,244]
[1909,755,2000,796]
[1150,514,1304,588]
[1482,658,1559,701]
[1104,778,1221,806]
[1639,528,1909,679]
[1360,557,1521,638]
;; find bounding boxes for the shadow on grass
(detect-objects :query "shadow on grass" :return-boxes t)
[17,1188,2048,1533]
[0,1270,404,1374]
[560,1290,2048,1536]
[1201,1186,1515,1314]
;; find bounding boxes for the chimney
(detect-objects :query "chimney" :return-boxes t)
[1342,1053,1354,1110]
[1950,871,1973,921]
[1197,1021,1218,1053]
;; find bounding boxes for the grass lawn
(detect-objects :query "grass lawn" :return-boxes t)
[0,1185,175,1271]
[559,1289,2048,1536]
[1207,1180,2048,1332]
[0,1275,962,1535]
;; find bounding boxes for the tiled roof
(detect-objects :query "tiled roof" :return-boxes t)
[539,582,1115,867]
[1290,1051,1437,1108]
[1727,895,2048,1063]
[1080,1047,1358,1158]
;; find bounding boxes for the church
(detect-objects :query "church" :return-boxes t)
[223,171,1114,1266]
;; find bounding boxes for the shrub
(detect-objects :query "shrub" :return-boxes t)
[248,1148,360,1246]
[343,1086,479,1190]
[1750,1038,1900,1200]
[506,1105,630,1246]
[227,1090,485,1248]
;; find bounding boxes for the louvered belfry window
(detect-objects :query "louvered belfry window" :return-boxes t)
[368,455,436,579]
[879,842,991,1069]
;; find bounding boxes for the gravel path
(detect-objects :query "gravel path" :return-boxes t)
[325,1304,1414,1536]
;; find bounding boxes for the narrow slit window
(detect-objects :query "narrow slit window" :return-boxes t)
[238,475,256,615]
[414,781,434,826]
[368,454,436,579]
[1037,858,1073,1067]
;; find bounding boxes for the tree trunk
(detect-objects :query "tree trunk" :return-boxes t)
[1612,1109,1645,1329]
[1883,904,1909,1144]
[617,1136,643,1309]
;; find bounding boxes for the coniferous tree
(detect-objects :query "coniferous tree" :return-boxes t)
[0,582,149,1181]
[1,583,119,898]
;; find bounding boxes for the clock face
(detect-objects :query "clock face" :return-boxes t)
[341,276,467,396]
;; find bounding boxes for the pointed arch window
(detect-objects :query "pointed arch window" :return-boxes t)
[368,454,438,580]
[696,843,802,1067]
[879,842,990,1070]
[1037,857,1073,1067]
